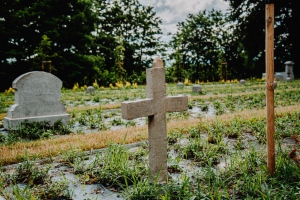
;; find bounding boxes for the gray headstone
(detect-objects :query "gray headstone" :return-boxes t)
[192,84,202,93]
[4,71,70,129]
[177,82,184,89]
[86,86,95,94]
[240,79,246,85]
[285,61,295,80]
[121,57,188,182]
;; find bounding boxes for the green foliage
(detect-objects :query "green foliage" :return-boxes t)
[0,0,163,89]
[0,97,8,113]
[6,120,71,143]
[114,36,126,80]
[11,184,37,200]
[0,0,100,89]
[224,0,300,77]
[32,35,59,72]
[0,133,5,144]
[127,71,146,85]
[169,10,229,82]
[78,143,148,189]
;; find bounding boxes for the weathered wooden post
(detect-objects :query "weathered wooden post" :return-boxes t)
[265,0,275,175]
[42,61,52,73]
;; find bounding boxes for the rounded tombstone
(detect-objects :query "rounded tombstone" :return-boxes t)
[86,86,95,94]
[192,84,202,93]
[240,79,246,85]
[177,82,184,89]
[4,71,70,129]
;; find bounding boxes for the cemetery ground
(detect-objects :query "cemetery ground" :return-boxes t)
[1,80,300,199]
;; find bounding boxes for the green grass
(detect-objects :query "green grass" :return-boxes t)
[1,79,300,199]
[1,110,300,199]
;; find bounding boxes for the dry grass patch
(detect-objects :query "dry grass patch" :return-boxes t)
[1,105,300,166]
[0,125,148,165]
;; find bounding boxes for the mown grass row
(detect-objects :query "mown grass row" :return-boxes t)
[1,108,300,199]
[0,105,299,165]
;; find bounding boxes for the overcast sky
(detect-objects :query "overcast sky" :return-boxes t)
[139,0,230,41]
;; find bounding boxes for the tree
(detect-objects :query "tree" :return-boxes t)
[0,0,164,89]
[0,0,100,89]
[169,10,228,82]
[32,35,59,72]
[93,0,163,77]
[114,35,126,81]
[224,0,300,78]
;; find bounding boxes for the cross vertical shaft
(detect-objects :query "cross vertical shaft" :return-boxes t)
[121,57,188,182]
[146,63,168,181]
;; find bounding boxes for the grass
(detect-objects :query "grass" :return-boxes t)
[0,104,299,165]
[1,80,300,199]
[3,108,299,198]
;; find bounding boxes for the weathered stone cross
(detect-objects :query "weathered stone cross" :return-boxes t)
[121,57,188,182]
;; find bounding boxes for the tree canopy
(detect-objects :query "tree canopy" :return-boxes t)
[169,10,226,82]
[224,0,300,77]
[0,0,163,90]
[1,0,299,90]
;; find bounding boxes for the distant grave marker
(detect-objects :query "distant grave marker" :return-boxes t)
[240,79,246,85]
[121,57,188,182]
[192,84,202,93]
[86,86,95,94]
[4,71,70,129]
[177,82,184,89]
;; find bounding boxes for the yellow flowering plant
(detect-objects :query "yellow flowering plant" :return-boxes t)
[80,85,87,91]
[125,81,131,88]
[4,87,15,95]
[73,83,79,90]
[184,78,192,86]
[109,83,115,89]
[93,80,99,89]
[115,81,123,89]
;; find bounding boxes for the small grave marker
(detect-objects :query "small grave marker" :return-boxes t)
[121,57,188,182]
[192,84,202,93]
[177,82,184,89]
[4,71,70,129]
[240,79,246,85]
[86,86,95,94]
[284,61,294,79]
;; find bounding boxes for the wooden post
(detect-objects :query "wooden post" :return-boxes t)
[42,61,52,73]
[265,0,275,175]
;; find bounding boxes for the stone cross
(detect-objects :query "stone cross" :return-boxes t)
[121,57,188,182]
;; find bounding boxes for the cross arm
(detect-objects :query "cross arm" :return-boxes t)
[121,99,154,120]
[165,96,188,112]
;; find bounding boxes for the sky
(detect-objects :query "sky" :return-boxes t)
[139,0,230,41]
